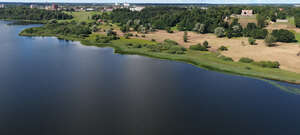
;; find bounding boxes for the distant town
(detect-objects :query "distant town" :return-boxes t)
[0,2,147,12]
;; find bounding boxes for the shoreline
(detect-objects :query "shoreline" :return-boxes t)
[19,30,300,85]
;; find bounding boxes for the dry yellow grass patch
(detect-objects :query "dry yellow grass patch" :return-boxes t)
[119,30,300,73]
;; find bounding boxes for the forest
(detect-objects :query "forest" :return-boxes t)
[0,7,73,20]
[92,6,299,42]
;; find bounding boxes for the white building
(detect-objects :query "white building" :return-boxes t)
[130,6,145,12]
[276,19,288,23]
[123,2,130,7]
[30,4,38,9]
[0,4,4,8]
[241,10,253,16]
[86,8,95,11]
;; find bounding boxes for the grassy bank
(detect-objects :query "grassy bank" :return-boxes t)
[19,27,300,85]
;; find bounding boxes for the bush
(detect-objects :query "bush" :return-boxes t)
[141,35,146,38]
[239,57,254,63]
[253,61,280,68]
[167,46,186,54]
[166,27,174,33]
[218,46,228,51]
[132,44,142,48]
[248,37,256,45]
[214,27,225,37]
[203,41,210,48]
[296,13,300,28]
[164,39,178,45]
[219,55,233,62]
[271,29,296,43]
[189,43,208,51]
[183,31,188,42]
[151,39,156,42]
[124,34,130,39]
[250,29,268,39]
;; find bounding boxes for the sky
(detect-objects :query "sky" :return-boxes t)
[0,0,299,4]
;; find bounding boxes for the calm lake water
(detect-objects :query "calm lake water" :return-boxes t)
[1,21,300,135]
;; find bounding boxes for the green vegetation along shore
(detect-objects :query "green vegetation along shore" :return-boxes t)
[19,23,300,84]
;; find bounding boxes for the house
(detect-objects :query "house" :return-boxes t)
[30,4,38,9]
[279,8,284,11]
[123,2,130,7]
[52,4,58,10]
[241,10,253,16]
[104,8,113,12]
[45,4,58,10]
[276,19,288,23]
[130,6,145,12]
[86,8,95,12]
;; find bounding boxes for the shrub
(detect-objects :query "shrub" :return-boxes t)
[248,37,256,45]
[189,43,208,51]
[164,39,178,45]
[253,61,280,68]
[250,29,268,39]
[167,46,186,54]
[183,31,188,42]
[219,56,233,62]
[203,41,210,48]
[151,39,156,42]
[126,43,133,46]
[295,12,300,28]
[166,27,174,33]
[271,29,296,43]
[132,44,142,48]
[239,57,254,63]
[214,27,225,37]
[127,33,133,36]
[124,34,130,39]
[218,46,228,51]
[141,35,146,38]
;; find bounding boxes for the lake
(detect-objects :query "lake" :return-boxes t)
[1,21,300,135]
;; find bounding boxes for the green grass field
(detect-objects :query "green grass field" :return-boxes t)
[288,16,295,26]
[295,33,300,43]
[62,11,101,23]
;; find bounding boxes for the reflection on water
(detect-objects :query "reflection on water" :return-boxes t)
[0,21,300,135]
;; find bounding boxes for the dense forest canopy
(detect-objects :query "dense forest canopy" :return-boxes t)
[97,6,298,32]
[0,7,73,20]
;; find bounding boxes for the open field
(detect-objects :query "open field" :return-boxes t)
[237,15,257,27]
[113,30,300,73]
[63,11,100,23]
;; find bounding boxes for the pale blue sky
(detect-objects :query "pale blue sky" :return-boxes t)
[0,0,299,4]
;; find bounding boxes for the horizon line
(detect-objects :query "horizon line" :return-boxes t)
[0,2,300,4]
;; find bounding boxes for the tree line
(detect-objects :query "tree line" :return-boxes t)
[0,7,72,20]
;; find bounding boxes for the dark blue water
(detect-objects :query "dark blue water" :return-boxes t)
[0,21,300,135]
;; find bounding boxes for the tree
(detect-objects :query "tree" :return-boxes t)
[295,10,300,28]
[257,14,266,28]
[183,31,188,42]
[214,27,225,37]
[193,23,205,33]
[271,29,296,43]
[264,34,276,47]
